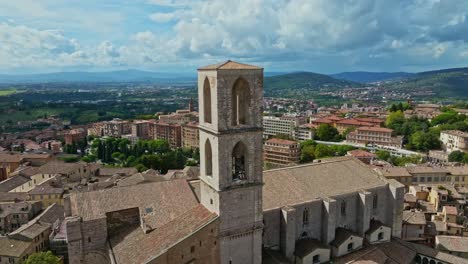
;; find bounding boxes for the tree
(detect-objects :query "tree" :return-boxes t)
[300,145,315,163]
[376,150,391,161]
[448,151,465,162]
[407,131,441,151]
[300,139,316,149]
[24,251,61,264]
[314,144,333,158]
[81,154,97,163]
[385,111,405,131]
[315,124,340,141]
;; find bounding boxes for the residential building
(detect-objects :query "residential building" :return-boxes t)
[131,120,151,140]
[0,203,63,264]
[335,119,373,134]
[0,154,25,180]
[377,167,414,186]
[264,138,300,167]
[435,236,468,259]
[64,128,87,145]
[158,111,198,125]
[40,140,62,153]
[263,116,306,139]
[346,126,403,148]
[182,122,199,149]
[405,104,442,120]
[440,130,468,153]
[402,210,427,244]
[294,124,315,141]
[376,166,468,187]
[153,122,182,148]
[102,119,132,137]
[0,201,42,235]
[28,178,65,207]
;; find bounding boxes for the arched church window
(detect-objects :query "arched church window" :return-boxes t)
[341,200,347,216]
[205,139,212,176]
[303,208,309,225]
[203,77,212,124]
[231,78,250,126]
[232,142,247,181]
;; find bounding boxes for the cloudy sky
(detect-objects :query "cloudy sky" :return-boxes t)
[1,0,468,74]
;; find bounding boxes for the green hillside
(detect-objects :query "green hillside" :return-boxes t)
[387,67,468,97]
[264,72,361,97]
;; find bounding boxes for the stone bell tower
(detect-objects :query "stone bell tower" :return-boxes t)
[198,60,264,264]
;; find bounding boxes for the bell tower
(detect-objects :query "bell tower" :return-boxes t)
[198,60,264,264]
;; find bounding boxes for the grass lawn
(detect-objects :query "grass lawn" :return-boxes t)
[0,89,19,96]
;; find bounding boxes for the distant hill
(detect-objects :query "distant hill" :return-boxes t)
[386,67,468,97]
[331,71,414,83]
[0,69,196,84]
[0,69,290,84]
[264,71,361,97]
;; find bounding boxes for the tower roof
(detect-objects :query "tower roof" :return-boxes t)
[198,60,263,71]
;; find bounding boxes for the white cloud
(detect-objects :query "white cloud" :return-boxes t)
[149,13,176,23]
[2,0,468,73]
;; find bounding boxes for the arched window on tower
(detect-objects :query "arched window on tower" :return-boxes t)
[231,78,250,126]
[203,77,212,124]
[205,139,212,177]
[232,142,247,181]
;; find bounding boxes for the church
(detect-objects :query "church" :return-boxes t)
[65,61,405,264]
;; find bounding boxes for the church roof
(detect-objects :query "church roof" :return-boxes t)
[69,179,198,225]
[262,157,387,211]
[198,60,263,70]
[109,204,217,264]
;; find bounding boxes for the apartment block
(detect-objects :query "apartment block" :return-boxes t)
[346,126,403,148]
[440,130,468,153]
[264,138,300,166]
[131,120,151,140]
[153,122,182,148]
[182,122,199,149]
[64,128,87,145]
[263,116,306,139]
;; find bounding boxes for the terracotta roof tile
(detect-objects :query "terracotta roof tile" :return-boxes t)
[263,157,387,210]
[110,204,218,263]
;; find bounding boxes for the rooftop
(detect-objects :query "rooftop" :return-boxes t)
[376,167,412,177]
[37,161,85,175]
[356,126,393,133]
[109,204,217,264]
[406,166,449,174]
[294,239,328,258]
[69,179,198,226]
[443,206,458,215]
[263,157,388,210]
[441,130,468,137]
[198,60,263,71]
[98,167,138,177]
[436,236,468,253]
[347,149,377,158]
[0,237,30,257]
[29,179,64,195]
[265,138,298,146]
[0,175,30,192]
[402,210,426,225]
